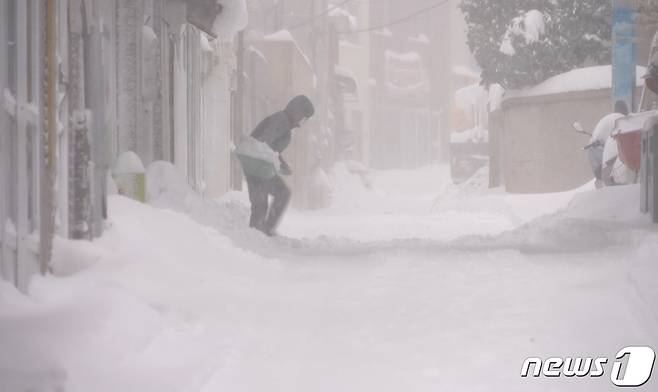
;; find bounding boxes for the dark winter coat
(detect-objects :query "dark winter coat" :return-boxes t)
[251,95,315,153]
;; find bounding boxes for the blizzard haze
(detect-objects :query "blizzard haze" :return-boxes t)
[1,1,658,392]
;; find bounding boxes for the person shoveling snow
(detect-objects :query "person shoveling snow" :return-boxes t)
[235,95,315,236]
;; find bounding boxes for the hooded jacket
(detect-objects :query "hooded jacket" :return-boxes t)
[251,95,315,153]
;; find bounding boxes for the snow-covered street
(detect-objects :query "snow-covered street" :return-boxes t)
[1,165,657,392]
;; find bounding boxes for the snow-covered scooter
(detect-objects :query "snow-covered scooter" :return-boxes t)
[573,112,640,188]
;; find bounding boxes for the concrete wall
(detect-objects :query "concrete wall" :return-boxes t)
[496,89,622,193]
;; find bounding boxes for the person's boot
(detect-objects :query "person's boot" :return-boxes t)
[263,177,291,236]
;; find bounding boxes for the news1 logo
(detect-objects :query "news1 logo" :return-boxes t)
[521,346,656,387]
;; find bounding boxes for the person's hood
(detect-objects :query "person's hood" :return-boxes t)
[284,95,315,127]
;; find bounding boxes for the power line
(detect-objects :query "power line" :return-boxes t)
[338,0,451,35]
[287,0,355,31]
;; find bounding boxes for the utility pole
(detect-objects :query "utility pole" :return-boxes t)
[231,31,245,191]
[41,0,58,273]
[68,0,92,240]
[314,0,330,166]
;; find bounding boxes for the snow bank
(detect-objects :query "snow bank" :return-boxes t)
[563,184,648,224]
[0,277,163,392]
[2,161,657,392]
[507,65,647,99]
[450,126,489,144]
[146,161,250,233]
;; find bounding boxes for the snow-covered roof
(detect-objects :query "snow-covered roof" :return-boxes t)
[507,65,647,99]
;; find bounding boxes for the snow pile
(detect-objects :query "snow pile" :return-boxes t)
[146,161,250,233]
[0,194,280,392]
[500,10,546,56]
[507,65,647,98]
[450,126,489,144]
[1,162,657,391]
[0,272,163,391]
[435,165,491,204]
[563,184,647,224]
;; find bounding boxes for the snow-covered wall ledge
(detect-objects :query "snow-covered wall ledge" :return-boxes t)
[490,65,648,194]
[504,65,646,104]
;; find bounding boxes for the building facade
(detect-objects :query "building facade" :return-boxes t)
[0,0,243,291]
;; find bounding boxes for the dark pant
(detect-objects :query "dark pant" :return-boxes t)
[246,175,291,235]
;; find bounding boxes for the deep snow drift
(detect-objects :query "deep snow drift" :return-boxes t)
[1,164,657,392]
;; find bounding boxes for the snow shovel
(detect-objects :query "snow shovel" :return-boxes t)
[233,136,281,180]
